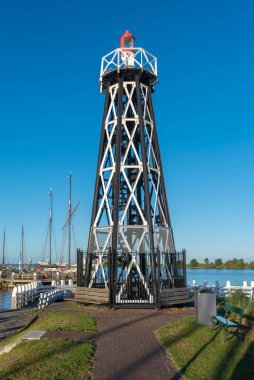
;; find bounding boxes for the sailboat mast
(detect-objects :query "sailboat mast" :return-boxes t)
[21,224,24,270]
[49,189,53,265]
[2,227,6,264]
[68,172,72,268]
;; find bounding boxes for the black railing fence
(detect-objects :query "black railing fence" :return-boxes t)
[78,249,187,307]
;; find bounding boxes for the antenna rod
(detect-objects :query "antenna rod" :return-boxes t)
[68,172,72,268]
[49,189,53,265]
[2,227,6,265]
[21,224,24,270]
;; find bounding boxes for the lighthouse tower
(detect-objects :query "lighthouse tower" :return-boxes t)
[83,31,187,308]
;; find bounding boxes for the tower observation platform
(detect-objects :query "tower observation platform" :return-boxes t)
[79,31,188,309]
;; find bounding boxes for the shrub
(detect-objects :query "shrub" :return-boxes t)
[244,301,254,328]
[227,290,254,327]
[227,289,249,309]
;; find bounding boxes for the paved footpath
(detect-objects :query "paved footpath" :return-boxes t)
[43,301,194,380]
[0,308,37,341]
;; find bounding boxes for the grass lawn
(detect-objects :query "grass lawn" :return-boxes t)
[0,306,96,349]
[0,339,93,380]
[157,316,254,380]
[31,310,97,332]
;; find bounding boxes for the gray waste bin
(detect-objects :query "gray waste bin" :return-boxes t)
[195,288,216,325]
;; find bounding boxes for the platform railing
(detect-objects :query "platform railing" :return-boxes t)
[37,289,64,309]
[100,48,157,84]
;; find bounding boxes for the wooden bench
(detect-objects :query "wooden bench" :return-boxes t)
[160,287,194,306]
[212,303,244,341]
[74,287,109,305]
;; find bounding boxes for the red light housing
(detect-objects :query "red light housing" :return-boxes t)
[120,30,135,49]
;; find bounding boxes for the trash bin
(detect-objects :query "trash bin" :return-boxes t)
[195,288,216,325]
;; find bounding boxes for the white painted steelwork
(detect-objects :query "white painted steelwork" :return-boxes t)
[100,48,157,90]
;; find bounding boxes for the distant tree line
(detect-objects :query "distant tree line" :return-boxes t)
[188,257,254,269]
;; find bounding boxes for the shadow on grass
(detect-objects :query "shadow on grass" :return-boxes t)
[230,336,254,380]
[158,319,198,347]
[1,304,194,379]
[1,339,89,378]
[172,328,221,379]
[168,322,252,380]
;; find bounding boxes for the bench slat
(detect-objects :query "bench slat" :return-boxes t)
[215,315,238,327]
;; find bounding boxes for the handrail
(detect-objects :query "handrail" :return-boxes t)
[11,281,43,309]
[100,48,158,88]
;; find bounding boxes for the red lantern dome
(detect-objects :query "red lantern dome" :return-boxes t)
[120,30,135,49]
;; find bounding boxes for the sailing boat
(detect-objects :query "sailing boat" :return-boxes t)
[36,174,80,268]
[37,189,53,267]
[60,172,80,268]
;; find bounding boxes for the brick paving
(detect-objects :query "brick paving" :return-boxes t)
[43,301,194,380]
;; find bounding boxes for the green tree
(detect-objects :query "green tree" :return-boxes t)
[204,258,209,265]
[239,258,245,268]
[189,259,199,268]
[233,258,238,267]
[225,260,233,268]
[232,258,245,268]
[215,258,223,267]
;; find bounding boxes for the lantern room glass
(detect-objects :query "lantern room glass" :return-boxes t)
[124,37,133,48]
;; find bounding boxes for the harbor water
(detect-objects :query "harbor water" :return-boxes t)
[187,268,254,287]
[0,290,12,310]
[1,269,254,310]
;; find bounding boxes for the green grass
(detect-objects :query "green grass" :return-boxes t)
[31,311,97,332]
[157,316,254,380]
[0,339,93,380]
[0,307,96,348]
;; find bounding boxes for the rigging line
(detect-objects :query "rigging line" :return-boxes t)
[3,234,8,264]
[60,226,68,263]
[14,233,22,265]
[42,224,49,262]
[72,214,82,249]
[21,227,26,266]
[52,224,59,262]
[38,210,50,259]
[75,215,89,242]
[71,214,77,253]
[62,202,80,231]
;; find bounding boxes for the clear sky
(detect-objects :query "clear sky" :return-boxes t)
[0,1,253,264]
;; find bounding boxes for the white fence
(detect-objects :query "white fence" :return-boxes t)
[189,280,254,300]
[11,280,76,309]
[224,280,254,299]
[11,281,42,309]
[37,289,64,309]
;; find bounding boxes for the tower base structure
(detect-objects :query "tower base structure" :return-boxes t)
[80,249,187,309]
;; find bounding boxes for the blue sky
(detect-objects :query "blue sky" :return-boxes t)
[0,1,253,263]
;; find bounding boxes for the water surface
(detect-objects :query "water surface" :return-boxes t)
[187,268,254,286]
[0,290,12,310]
